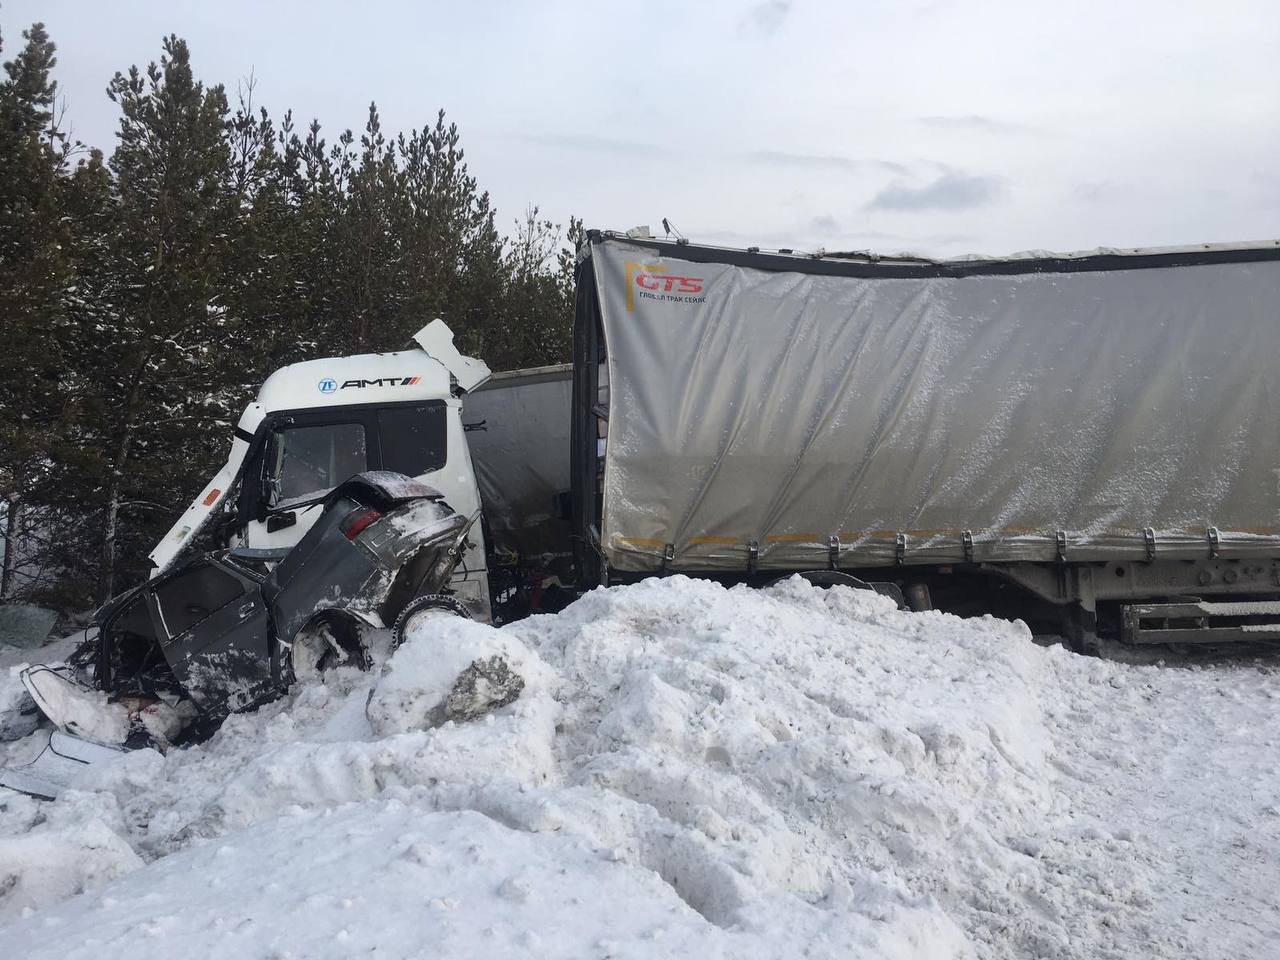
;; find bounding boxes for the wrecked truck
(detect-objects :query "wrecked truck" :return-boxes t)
[72,235,1280,655]
[12,471,471,758]
[9,230,1280,797]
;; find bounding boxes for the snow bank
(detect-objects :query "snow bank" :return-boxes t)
[1,576,1272,957]
[8,801,763,958]
[0,809,142,921]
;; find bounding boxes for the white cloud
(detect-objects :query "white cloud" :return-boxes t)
[742,0,792,33]
[868,172,1005,212]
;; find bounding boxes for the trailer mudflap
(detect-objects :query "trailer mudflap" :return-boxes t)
[1121,600,1280,644]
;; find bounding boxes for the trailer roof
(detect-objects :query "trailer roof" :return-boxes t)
[475,363,572,390]
[586,230,1280,279]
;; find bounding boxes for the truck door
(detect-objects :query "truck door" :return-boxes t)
[150,558,276,714]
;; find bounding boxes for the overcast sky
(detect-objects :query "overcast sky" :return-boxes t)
[5,0,1278,256]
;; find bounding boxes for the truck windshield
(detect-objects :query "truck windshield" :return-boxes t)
[268,422,367,507]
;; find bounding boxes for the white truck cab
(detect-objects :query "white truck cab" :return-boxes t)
[148,321,494,621]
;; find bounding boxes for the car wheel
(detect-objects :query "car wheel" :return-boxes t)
[391,594,472,651]
[289,617,369,683]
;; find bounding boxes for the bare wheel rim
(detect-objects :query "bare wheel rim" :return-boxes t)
[291,622,361,681]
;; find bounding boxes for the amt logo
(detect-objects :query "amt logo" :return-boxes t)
[318,378,337,394]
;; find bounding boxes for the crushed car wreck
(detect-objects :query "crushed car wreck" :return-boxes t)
[2,472,475,787]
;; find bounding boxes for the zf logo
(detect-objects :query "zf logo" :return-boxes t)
[319,376,421,393]
[624,261,705,311]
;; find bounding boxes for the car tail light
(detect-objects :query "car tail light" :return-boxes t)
[342,508,382,541]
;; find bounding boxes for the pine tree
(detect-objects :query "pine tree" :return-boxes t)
[490,209,581,369]
[221,88,318,380]
[29,147,118,609]
[393,110,506,358]
[76,35,240,600]
[0,22,75,599]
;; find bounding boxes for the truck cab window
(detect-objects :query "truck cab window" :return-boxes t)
[268,422,367,507]
[378,404,447,477]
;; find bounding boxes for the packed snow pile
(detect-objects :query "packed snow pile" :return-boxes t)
[1,576,1278,958]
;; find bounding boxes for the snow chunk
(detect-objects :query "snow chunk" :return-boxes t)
[366,616,548,736]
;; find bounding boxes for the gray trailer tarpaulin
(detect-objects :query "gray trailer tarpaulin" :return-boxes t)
[463,364,573,561]
[585,235,1280,573]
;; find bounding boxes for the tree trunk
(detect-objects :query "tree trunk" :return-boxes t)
[99,434,133,604]
[1,493,19,599]
[99,377,145,604]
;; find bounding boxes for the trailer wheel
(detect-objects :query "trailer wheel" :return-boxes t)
[391,594,472,651]
[289,616,369,683]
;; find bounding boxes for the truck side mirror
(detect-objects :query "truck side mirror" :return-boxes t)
[267,512,296,533]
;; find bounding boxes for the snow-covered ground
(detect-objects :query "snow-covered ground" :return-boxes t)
[1,576,1277,958]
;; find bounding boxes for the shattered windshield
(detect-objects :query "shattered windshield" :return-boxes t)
[268,422,367,508]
